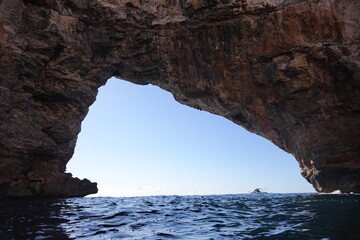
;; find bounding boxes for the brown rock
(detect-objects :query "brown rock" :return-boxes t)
[0,0,359,197]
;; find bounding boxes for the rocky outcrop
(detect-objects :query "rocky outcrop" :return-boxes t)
[0,0,359,197]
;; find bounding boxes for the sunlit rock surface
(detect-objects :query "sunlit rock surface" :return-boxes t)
[0,0,359,197]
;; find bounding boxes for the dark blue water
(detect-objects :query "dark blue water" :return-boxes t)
[0,193,359,240]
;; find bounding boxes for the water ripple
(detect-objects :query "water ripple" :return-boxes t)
[1,194,359,239]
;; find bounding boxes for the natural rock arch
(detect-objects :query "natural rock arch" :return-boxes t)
[0,0,359,197]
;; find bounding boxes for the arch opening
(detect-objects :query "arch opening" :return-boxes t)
[67,77,313,197]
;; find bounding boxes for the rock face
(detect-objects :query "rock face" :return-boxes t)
[0,0,359,197]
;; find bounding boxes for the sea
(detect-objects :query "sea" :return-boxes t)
[0,193,359,240]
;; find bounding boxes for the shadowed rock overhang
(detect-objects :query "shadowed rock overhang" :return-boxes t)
[0,0,359,197]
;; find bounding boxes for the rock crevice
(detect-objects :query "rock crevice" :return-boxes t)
[0,0,359,196]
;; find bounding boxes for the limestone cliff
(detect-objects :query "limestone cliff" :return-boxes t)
[0,0,359,197]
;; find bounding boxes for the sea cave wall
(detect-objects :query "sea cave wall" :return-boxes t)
[0,0,359,197]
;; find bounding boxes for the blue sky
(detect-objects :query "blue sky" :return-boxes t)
[67,77,314,197]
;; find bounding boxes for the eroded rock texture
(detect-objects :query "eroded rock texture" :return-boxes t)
[0,0,359,197]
